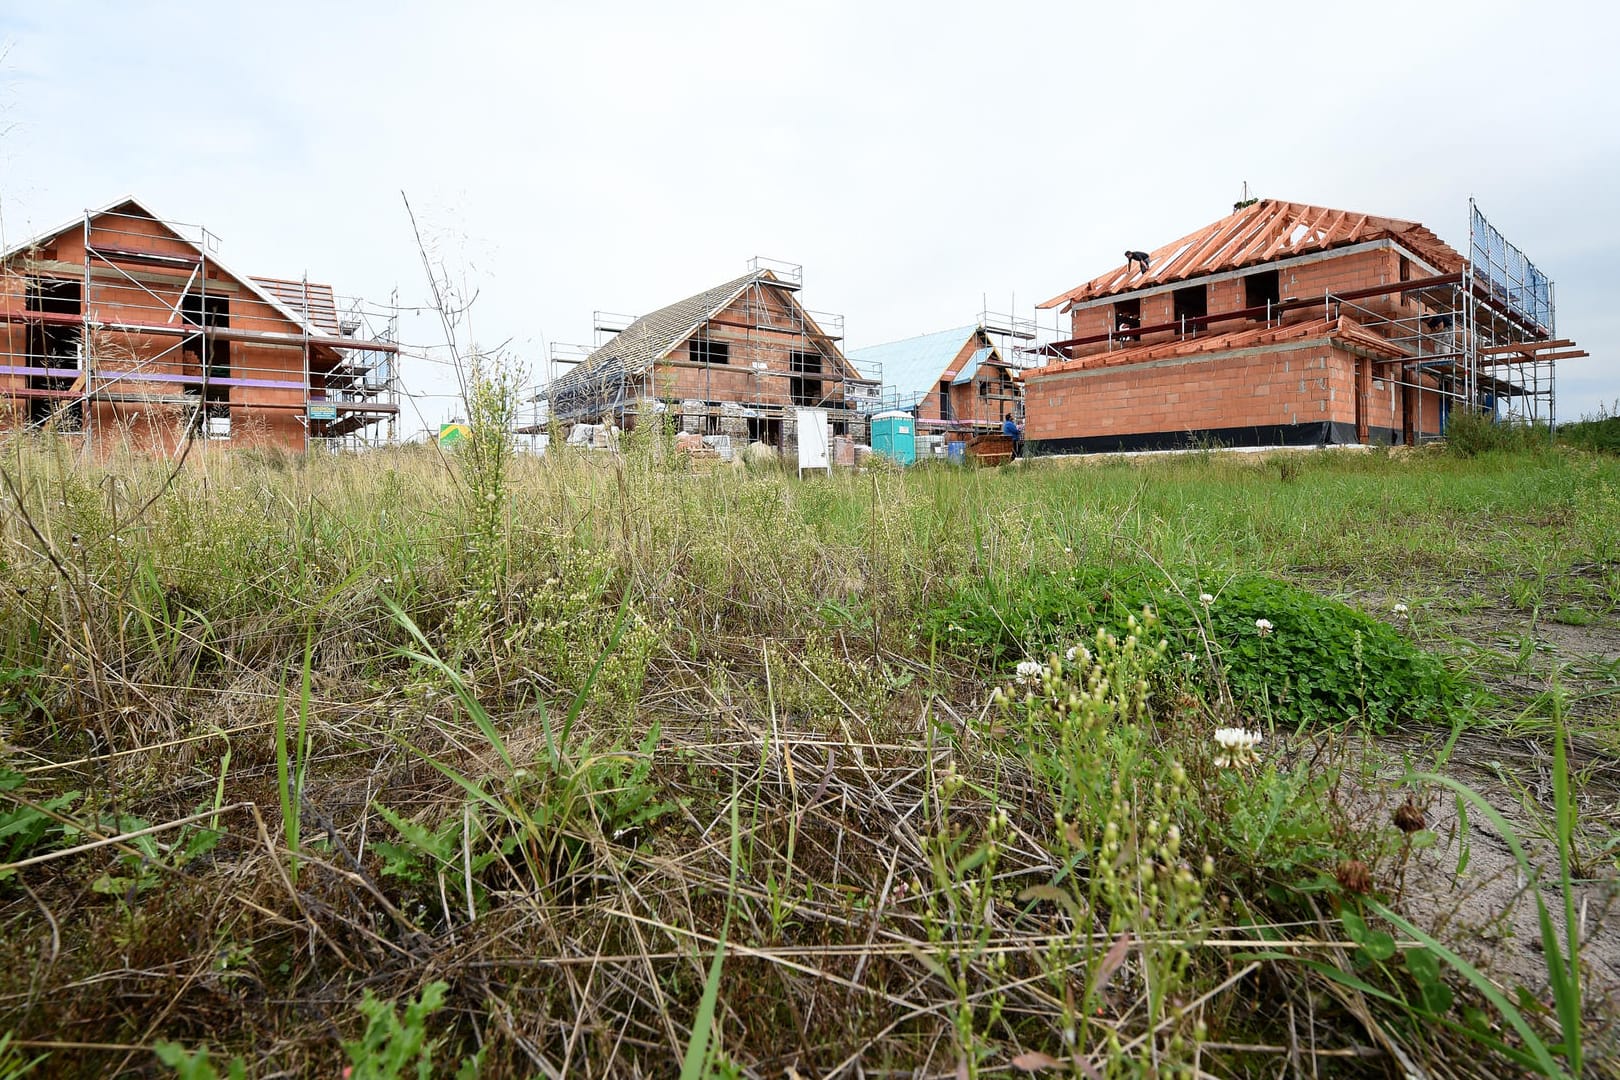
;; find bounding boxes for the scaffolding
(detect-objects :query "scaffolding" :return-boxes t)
[1464,198,1562,426]
[536,258,880,446]
[0,203,400,452]
[1326,200,1574,438]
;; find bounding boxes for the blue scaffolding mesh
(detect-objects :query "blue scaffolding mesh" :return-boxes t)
[1470,203,1553,334]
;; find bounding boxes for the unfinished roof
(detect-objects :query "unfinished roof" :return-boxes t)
[1039,199,1465,311]
[846,326,1003,403]
[544,267,850,420]
[578,271,770,379]
[1026,316,1411,379]
[252,277,344,337]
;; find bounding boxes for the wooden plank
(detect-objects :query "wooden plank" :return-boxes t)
[1476,338,1573,355]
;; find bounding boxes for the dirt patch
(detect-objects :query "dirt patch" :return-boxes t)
[1362,730,1620,1009]
[1536,618,1620,666]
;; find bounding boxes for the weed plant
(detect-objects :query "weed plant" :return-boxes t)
[931,566,1469,729]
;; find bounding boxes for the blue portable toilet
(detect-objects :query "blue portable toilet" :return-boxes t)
[870,410,917,465]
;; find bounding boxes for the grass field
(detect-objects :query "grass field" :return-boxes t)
[1,428,1618,1078]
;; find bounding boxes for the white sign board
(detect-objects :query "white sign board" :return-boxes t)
[844,380,881,404]
[795,407,830,477]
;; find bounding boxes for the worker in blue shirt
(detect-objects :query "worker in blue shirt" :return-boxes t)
[1002,413,1023,458]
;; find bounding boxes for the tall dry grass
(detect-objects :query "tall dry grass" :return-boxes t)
[0,429,1616,1076]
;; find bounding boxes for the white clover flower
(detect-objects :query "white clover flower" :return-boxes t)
[1254,618,1274,635]
[1199,592,1215,606]
[1014,659,1046,685]
[1392,602,1409,616]
[1213,727,1263,767]
[1065,644,1091,665]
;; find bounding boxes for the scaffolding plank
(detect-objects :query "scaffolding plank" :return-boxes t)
[1507,349,1587,362]
[1476,338,1574,354]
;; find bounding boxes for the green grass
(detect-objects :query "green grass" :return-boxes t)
[0,430,1617,1077]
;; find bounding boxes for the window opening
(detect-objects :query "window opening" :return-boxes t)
[690,337,730,365]
[24,278,83,427]
[790,349,822,407]
[1172,285,1207,331]
[747,416,783,447]
[1244,269,1280,315]
[181,292,231,436]
[1112,297,1141,342]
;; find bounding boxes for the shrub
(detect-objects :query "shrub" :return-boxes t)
[1557,401,1620,454]
[1445,409,1551,457]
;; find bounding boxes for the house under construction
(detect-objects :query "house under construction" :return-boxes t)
[0,197,400,454]
[846,314,1034,436]
[539,259,880,449]
[1026,198,1585,453]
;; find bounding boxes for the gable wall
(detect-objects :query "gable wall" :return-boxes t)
[652,283,854,411]
[958,365,1021,429]
[914,335,980,424]
[1,210,321,452]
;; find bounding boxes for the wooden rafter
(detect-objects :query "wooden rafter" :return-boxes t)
[1039,199,1469,309]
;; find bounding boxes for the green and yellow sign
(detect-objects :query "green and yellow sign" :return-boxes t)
[438,423,471,446]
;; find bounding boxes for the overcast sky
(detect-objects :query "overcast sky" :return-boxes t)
[2,0,1615,433]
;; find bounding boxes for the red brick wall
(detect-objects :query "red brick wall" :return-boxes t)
[1139,292,1176,346]
[1209,278,1245,317]
[960,366,1020,429]
[1280,248,1388,301]
[1028,345,1348,439]
[1025,340,1446,444]
[1072,307,1113,341]
[1066,245,1411,357]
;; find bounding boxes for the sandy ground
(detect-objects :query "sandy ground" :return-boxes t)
[1360,731,1620,1000]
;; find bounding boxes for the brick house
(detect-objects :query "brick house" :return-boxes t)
[0,197,398,453]
[1025,200,1484,453]
[846,324,1023,435]
[542,261,878,449]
